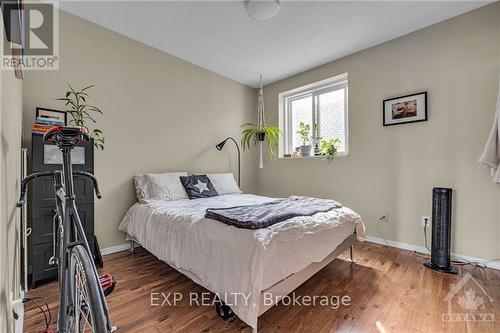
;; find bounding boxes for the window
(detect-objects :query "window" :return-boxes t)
[279,73,348,157]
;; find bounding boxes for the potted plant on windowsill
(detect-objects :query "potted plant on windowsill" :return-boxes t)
[313,123,322,156]
[297,122,312,157]
[319,138,342,163]
[56,84,105,150]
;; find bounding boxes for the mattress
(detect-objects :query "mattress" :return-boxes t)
[118,194,365,329]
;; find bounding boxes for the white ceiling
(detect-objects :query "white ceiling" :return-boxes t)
[57,1,490,87]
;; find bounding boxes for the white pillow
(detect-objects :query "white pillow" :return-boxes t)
[134,172,188,202]
[207,173,241,195]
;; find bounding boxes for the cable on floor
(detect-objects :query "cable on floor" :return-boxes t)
[23,296,51,330]
[376,216,389,245]
[417,228,500,270]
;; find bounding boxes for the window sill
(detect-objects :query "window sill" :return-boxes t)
[278,153,348,160]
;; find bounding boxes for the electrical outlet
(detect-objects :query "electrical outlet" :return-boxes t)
[421,215,430,227]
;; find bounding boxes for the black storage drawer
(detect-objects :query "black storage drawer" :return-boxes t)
[32,240,94,284]
[31,175,94,208]
[30,133,95,287]
[31,134,93,172]
[31,206,95,245]
[32,243,58,281]
[74,204,94,235]
[32,207,57,245]
[32,239,94,284]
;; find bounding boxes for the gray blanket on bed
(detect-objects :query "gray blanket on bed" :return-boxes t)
[205,196,342,230]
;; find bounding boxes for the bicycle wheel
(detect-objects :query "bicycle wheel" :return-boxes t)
[68,245,107,333]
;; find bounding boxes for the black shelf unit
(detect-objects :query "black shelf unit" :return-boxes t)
[30,133,95,287]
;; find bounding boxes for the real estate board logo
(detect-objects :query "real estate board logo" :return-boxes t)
[442,272,495,327]
[1,1,59,71]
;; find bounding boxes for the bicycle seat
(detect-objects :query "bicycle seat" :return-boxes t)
[44,126,90,149]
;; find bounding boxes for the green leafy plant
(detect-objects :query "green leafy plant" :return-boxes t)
[319,138,342,162]
[296,122,311,146]
[57,84,105,150]
[241,123,282,158]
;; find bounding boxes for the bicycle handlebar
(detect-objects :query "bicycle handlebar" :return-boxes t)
[16,170,102,207]
[73,170,102,199]
[17,171,55,207]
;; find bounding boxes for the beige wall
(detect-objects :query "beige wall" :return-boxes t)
[258,3,500,259]
[23,11,257,249]
[0,28,24,333]
[22,4,500,260]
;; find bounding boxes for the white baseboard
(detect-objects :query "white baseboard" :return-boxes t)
[14,290,24,333]
[15,304,23,333]
[99,238,500,270]
[100,242,132,256]
[366,236,500,271]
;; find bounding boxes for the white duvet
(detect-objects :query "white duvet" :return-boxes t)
[118,194,365,329]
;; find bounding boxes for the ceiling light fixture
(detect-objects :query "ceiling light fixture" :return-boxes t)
[245,0,280,21]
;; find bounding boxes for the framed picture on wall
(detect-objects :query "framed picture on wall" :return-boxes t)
[383,92,427,126]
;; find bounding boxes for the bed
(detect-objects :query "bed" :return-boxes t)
[118,192,365,332]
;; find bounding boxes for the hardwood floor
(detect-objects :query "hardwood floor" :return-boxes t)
[24,241,500,333]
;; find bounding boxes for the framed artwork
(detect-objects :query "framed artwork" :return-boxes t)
[1,0,25,79]
[36,107,67,126]
[383,92,427,126]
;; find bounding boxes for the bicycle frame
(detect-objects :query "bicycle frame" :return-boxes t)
[18,137,112,332]
[58,145,112,332]
[55,147,86,330]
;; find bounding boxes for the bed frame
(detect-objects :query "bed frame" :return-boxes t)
[129,232,356,332]
[256,232,356,318]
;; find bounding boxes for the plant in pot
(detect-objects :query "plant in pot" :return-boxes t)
[312,123,322,156]
[297,122,312,157]
[241,123,281,158]
[56,84,105,150]
[319,138,342,163]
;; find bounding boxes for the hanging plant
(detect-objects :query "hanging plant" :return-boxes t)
[241,123,281,158]
[56,84,105,150]
[240,74,282,164]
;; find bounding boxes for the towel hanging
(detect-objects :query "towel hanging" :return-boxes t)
[479,75,500,183]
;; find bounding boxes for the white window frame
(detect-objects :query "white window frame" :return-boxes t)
[278,73,349,158]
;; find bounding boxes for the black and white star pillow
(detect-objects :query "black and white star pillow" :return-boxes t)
[179,175,219,199]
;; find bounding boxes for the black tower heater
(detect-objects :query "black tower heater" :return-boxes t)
[424,187,458,274]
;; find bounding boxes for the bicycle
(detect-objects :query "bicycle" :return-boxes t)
[17,126,113,333]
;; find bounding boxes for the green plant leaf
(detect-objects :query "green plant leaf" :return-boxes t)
[83,116,96,123]
[319,138,341,162]
[81,84,95,92]
[57,84,105,150]
[87,105,103,115]
[241,127,257,151]
[95,142,104,151]
[67,83,76,96]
